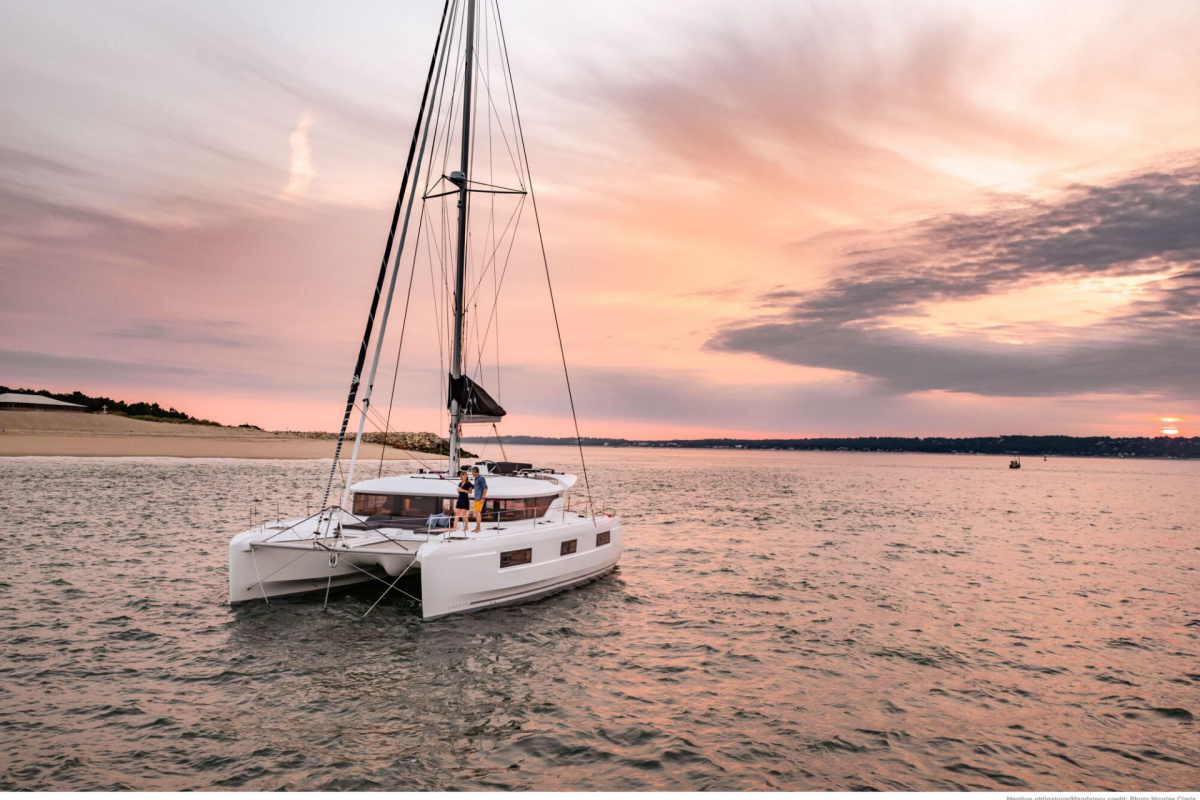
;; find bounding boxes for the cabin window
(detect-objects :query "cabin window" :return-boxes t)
[353,493,446,518]
[560,539,577,556]
[596,531,611,547]
[500,548,533,568]
[483,495,556,522]
[353,493,390,516]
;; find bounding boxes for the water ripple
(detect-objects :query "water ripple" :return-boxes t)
[0,449,1197,790]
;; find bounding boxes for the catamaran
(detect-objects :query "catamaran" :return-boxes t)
[229,0,622,619]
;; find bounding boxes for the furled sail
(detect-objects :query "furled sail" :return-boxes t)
[448,374,506,423]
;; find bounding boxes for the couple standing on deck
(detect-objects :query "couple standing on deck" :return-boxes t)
[454,466,489,533]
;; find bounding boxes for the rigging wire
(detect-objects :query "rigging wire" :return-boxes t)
[341,0,460,505]
[464,194,524,308]
[317,0,453,519]
[470,66,526,187]
[484,7,501,404]
[492,0,595,514]
[468,197,525,383]
[377,202,430,478]
[492,422,508,461]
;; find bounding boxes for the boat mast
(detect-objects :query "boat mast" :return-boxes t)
[448,0,477,477]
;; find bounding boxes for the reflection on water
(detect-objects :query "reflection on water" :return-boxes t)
[0,448,1196,790]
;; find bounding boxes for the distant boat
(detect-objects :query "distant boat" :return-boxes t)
[1009,457,1022,469]
[228,0,622,619]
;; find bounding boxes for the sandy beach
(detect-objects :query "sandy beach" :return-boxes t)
[0,411,418,460]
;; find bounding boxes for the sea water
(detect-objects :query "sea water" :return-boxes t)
[0,447,1196,790]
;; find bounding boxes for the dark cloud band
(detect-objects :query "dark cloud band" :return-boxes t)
[710,160,1200,398]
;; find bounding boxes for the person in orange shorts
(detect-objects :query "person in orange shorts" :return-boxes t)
[470,466,489,533]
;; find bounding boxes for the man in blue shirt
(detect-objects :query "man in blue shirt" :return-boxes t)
[470,466,489,532]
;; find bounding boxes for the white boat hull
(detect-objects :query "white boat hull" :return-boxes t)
[228,517,423,604]
[418,516,622,620]
[228,511,621,617]
[229,546,379,604]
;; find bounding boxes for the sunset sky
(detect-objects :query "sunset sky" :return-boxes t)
[2,0,1198,438]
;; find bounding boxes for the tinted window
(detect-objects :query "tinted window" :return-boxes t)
[484,495,556,522]
[353,493,446,518]
[560,539,577,556]
[353,493,390,517]
[500,548,533,568]
[596,531,611,546]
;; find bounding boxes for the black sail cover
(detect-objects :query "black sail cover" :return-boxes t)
[448,374,506,423]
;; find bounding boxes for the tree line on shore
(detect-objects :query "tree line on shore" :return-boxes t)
[1,385,221,425]
[2,386,462,456]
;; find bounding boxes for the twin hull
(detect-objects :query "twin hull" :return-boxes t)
[229,515,622,620]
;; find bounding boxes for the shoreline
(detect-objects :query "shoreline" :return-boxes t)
[0,411,422,460]
[0,432,417,460]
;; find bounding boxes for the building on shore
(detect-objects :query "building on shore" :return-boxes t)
[0,393,87,412]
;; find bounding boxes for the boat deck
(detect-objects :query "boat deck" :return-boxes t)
[249,512,598,555]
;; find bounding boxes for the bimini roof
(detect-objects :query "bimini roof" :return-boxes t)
[350,471,577,500]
